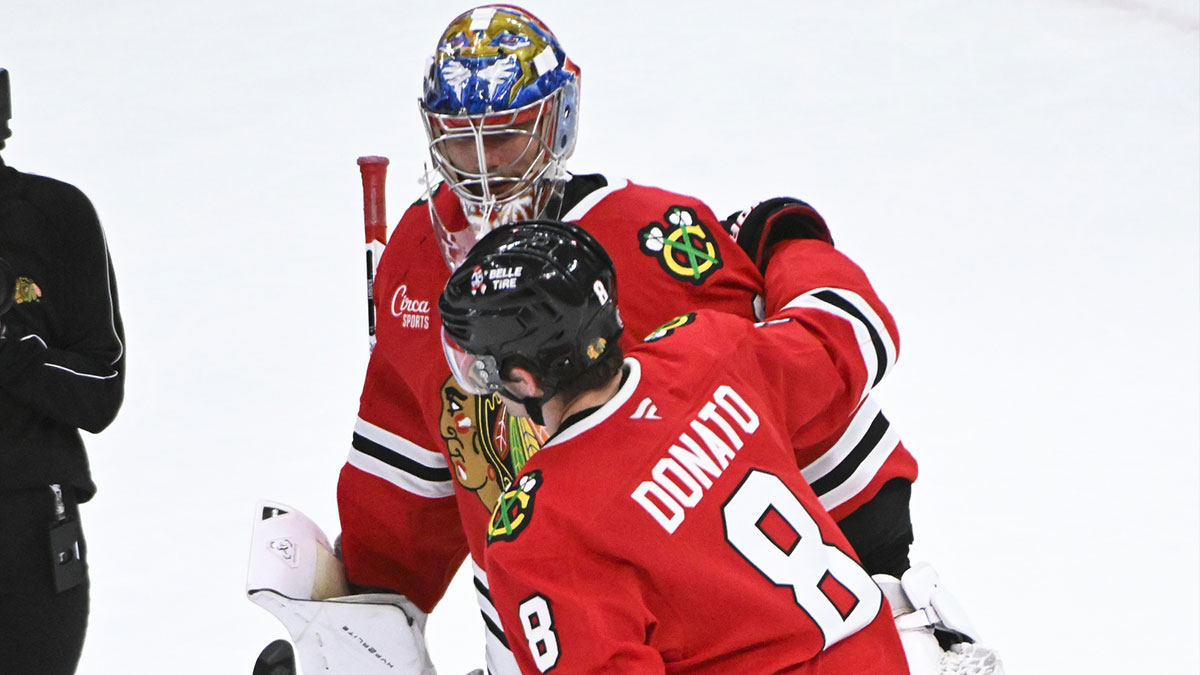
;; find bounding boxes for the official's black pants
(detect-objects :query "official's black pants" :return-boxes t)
[0,487,90,675]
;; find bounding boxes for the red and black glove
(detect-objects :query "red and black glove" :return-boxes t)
[722,197,833,273]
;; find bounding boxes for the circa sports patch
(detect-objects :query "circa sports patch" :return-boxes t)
[487,470,544,544]
[638,206,724,285]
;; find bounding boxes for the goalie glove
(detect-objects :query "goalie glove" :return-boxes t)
[722,197,833,274]
[873,562,1006,675]
[246,500,437,675]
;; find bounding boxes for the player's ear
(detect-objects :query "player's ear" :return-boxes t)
[503,365,544,399]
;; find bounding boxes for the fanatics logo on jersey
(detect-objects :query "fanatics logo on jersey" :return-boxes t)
[638,206,724,285]
[630,397,661,420]
[390,284,431,330]
[487,470,543,544]
[14,277,42,304]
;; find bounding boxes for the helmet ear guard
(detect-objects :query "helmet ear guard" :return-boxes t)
[551,77,579,159]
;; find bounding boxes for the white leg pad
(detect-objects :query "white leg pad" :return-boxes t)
[249,590,436,675]
[874,563,1005,675]
[939,643,1007,675]
[245,501,436,674]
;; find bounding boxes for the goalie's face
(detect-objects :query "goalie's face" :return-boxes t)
[423,95,569,269]
[425,97,558,205]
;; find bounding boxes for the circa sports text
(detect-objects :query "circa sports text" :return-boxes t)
[391,284,432,330]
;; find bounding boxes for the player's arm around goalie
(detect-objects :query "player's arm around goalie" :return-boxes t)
[762,237,901,424]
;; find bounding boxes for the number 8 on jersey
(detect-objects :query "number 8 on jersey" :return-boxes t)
[723,469,882,647]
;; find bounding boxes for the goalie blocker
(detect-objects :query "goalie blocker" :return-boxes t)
[245,500,437,675]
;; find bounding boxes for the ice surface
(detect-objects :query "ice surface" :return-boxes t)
[2,1,1197,673]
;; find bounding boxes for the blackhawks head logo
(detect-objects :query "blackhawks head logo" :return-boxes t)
[638,206,724,285]
[439,376,548,509]
[14,277,42,304]
[487,470,543,544]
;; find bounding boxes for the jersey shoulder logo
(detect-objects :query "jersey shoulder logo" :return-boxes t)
[487,470,544,544]
[638,206,724,285]
[644,313,697,342]
[14,277,43,304]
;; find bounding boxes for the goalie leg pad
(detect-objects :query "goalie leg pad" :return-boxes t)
[248,590,436,675]
[897,562,981,644]
[939,643,1006,675]
[874,563,1005,675]
[875,574,945,675]
[246,501,436,674]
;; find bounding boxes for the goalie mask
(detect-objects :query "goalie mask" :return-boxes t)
[438,220,622,424]
[420,5,581,269]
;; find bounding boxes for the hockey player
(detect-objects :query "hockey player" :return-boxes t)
[321,4,921,673]
[437,219,910,673]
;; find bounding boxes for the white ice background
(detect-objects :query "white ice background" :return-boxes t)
[2,1,1198,673]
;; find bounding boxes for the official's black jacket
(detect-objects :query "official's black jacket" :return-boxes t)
[0,156,125,501]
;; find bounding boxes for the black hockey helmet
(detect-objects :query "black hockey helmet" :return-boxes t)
[0,256,15,317]
[439,219,623,420]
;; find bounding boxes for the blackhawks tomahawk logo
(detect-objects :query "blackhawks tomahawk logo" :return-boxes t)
[644,313,697,342]
[638,206,724,285]
[487,470,543,544]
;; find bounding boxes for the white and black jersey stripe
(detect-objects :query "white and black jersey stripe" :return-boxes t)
[560,177,629,221]
[783,287,897,402]
[801,394,902,512]
[473,560,521,675]
[347,417,454,499]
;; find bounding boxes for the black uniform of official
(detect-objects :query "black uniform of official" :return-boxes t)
[0,154,126,675]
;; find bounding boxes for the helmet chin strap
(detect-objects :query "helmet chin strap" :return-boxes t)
[500,383,556,428]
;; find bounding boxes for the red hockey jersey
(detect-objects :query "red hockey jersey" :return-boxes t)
[336,176,916,672]
[485,240,910,674]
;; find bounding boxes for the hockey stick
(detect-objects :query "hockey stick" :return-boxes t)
[247,158,392,675]
[357,155,390,351]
